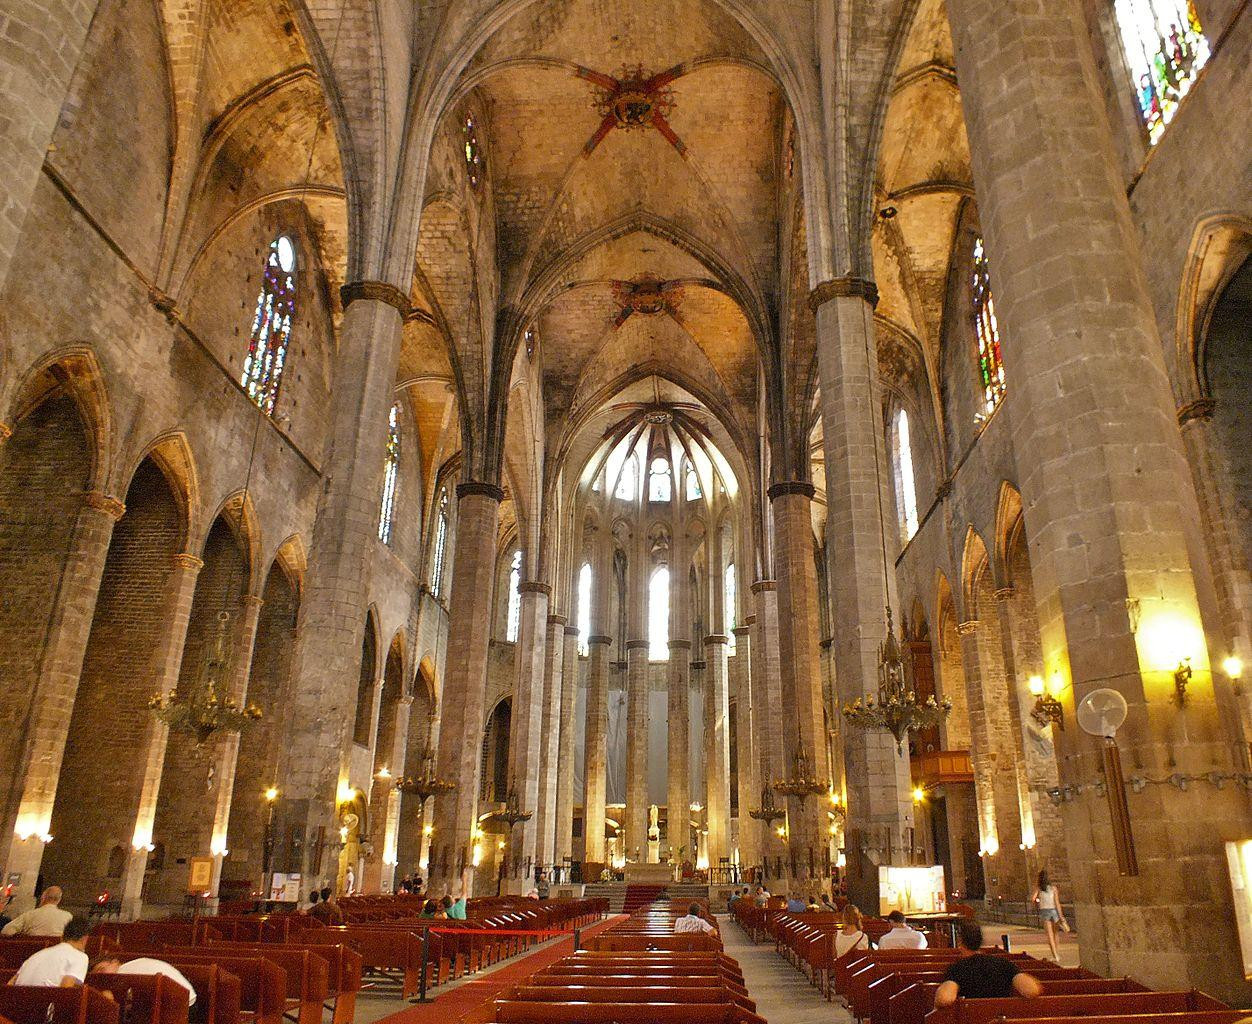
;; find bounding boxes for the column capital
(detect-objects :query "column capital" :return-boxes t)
[704,634,729,646]
[732,625,751,638]
[690,661,706,670]
[244,594,266,610]
[340,280,410,316]
[624,638,649,651]
[993,586,1014,602]
[767,481,816,502]
[1177,398,1214,426]
[82,491,126,520]
[750,580,776,594]
[173,552,204,572]
[956,619,979,637]
[519,581,551,597]
[456,481,505,502]
[563,625,580,636]
[742,614,757,625]
[808,276,879,312]
[547,613,569,626]
[587,634,613,646]
[668,639,692,650]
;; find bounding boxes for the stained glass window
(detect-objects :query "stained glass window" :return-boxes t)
[971,236,1005,414]
[896,409,919,542]
[615,454,638,502]
[649,566,670,661]
[577,562,592,656]
[684,460,701,501]
[378,404,400,544]
[463,115,483,187]
[505,549,522,642]
[725,562,737,653]
[241,235,296,414]
[648,457,672,502]
[431,488,449,597]
[1115,0,1208,144]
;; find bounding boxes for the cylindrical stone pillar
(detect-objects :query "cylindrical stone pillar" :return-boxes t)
[750,581,785,882]
[582,634,611,865]
[534,612,567,869]
[0,490,123,904]
[554,624,580,865]
[730,624,757,873]
[428,482,501,896]
[666,639,691,863]
[703,634,731,874]
[506,580,549,885]
[945,0,1252,992]
[624,638,650,861]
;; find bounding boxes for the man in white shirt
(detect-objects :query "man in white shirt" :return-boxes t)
[876,910,928,949]
[673,904,716,935]
[10,916,92,987]
[2,886,72,937]
[94,958,197,1006]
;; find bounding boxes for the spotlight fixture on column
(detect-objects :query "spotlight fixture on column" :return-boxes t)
[1028,674,1064,730]
[772,743,830,802]
[396,744,456,806]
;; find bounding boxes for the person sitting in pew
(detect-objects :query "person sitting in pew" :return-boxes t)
[674,904,716,935]
[934,921,1042,1006]
[9,916,92,987]
[1,886,72,937]
[834,905,868,957]
[92,956,197,1006]
[310,887,344,925]
[877,911,928,949]
[445,894,467,920]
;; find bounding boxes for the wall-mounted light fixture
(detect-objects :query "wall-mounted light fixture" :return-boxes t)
[1174,657,1193,706]
[1028,674,1064,729]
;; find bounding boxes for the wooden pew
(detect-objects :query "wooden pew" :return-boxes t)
[871,973,1133,1024]
[176,965,242,1024]
[583,933,722,952]
[85,971,190,1024]
[158,948,325,1024]
[206,942,360,1024]
[492,1001,762,1024]
[290,926,445,995]
[0,985,120,1024]
[141,954,284,1024]
[925,990,1228,1024]
[505,986,754,1012]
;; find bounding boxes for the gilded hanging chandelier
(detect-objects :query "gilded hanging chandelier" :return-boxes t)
[149,610,262,744]
[489,787,533,830]
[772,743,830,802]
[747,784,785,825]
[842,606,950,753]
[396,744,456,804]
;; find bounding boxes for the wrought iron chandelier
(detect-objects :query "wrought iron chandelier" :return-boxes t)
[489,788,533,830]
[772,743,830,802]
[747,784,785,825]
[149,610,261,744]
[396,744,456,804]
[842,606,950,752]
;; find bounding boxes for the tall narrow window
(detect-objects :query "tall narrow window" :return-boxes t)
[685,460,701,501]
[577,561,592,656]
[648,457,672,502]
[971,236,1005,414]
[431,488,449,597]
[378,404,400,544]
[241,235,296,414]
[725,562,737,654]
[615,454,638,502]
[649,566,670,661]
[1115,0,1208,144]
[505,549,522,642]
[896,409,919,542]
[463,115,483,187]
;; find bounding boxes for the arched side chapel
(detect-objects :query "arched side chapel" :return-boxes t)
[0,0,1247,1002]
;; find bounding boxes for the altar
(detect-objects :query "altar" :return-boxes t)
[623,861,674,884]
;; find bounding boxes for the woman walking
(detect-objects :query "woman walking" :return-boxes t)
[1032,870,1066,960]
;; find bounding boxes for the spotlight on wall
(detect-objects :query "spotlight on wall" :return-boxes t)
[1028,674,1064,730]
[912,786,926,804]
[1224,656,1244,681]
[1174,657,1193,707]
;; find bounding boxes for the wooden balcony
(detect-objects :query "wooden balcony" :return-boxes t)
[912,749,974,787]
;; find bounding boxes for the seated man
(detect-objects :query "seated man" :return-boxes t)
[935,921,1042,1005]
[10,916,92,987]
[94,956,197,1006]
[446,894,467,920]
[753,885,771,907]
[786,892,807,913]
[310,887,344,925]
[877,910,928,949]
[2,886,72,937]
[673,904,716,935]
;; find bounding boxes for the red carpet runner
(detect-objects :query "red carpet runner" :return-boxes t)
[376,913,626,1024]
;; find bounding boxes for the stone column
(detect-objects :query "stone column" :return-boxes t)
[811,286,913,908]
[506,581,549,886]
[624,637,650,861]
[731,625,757,873]
[946,0,1252,995]
[207,593,265,900]
[428,483,501,895]
[554,624,580,864]
[0,0,101,292]
[768,485,832,887]
[1,490,123,903]
[121,551,202,918]
[363,694,412,893]
[582,634,611,865]
[956,618,1025,899]
[534,613,567,869]
[666,639,691,862]
[750,582,785,882]
[279,289,405,886]
[703,634,731,872]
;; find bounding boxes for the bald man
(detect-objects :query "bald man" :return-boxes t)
[2,886,72,937]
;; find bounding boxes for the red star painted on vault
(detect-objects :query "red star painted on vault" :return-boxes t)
[574,63,691,159]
